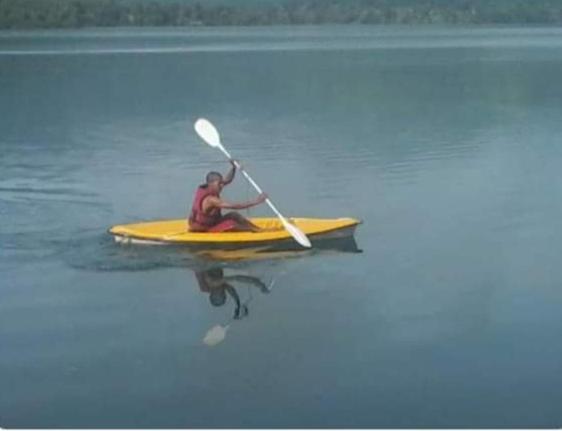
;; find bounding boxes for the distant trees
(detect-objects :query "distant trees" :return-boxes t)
[1,0,561,29]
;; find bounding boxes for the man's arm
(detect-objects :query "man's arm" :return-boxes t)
[221,160,237,186]
[224,275,268,290]
[204,194,267,211]
[225,284,248,320]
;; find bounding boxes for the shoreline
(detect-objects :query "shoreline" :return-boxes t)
[2,22,562,33]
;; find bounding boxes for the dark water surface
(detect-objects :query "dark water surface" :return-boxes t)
[1,26,562,428]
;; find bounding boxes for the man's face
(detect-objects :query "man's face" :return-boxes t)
[209,178,223,193]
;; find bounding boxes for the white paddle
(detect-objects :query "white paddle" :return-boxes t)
[194,118,311,248]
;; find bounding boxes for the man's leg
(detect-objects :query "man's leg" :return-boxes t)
[222,212,261,232]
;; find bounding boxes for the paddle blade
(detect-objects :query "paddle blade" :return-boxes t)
[282,219,312,248]
[194,118,221,148]
[203,324,229,346]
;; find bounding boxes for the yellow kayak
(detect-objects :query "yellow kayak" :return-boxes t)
[109,217,361,247]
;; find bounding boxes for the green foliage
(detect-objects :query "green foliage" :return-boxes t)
[1,0,561,29]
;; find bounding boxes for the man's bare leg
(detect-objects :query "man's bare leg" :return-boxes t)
[222,212,261,232]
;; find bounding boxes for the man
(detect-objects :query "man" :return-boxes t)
[188,159,268,232]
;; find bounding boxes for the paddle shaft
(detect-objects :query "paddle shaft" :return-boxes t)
[216,145,289,223]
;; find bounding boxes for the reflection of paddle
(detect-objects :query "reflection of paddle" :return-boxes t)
[203,324,230,346]
[194,118,311,248]
[202,276,276,347]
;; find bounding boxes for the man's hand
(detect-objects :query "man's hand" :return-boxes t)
[230,159,241,169]
[234,305,249,320]
[255,193,268,204]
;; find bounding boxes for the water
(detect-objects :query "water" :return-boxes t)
[1,26,562,428]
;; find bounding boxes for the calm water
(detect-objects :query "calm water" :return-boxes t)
[1,26,562,428]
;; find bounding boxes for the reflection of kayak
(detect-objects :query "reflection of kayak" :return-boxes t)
[196,247,313,261]
[195,236,362,261]
[109,217,361,248]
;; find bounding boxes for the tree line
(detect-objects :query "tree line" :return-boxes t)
[1,0,562,29]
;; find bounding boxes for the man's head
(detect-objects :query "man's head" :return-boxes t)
[209,288,227,307]
[205,171,223,193]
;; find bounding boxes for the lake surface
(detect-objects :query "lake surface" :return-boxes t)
[1,26,562,428]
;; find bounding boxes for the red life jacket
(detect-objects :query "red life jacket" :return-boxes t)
[188,185,222,230]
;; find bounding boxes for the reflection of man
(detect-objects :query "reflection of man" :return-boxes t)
[194,267,270,319]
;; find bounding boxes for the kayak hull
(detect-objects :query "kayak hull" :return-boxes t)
[109,217,361,248]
